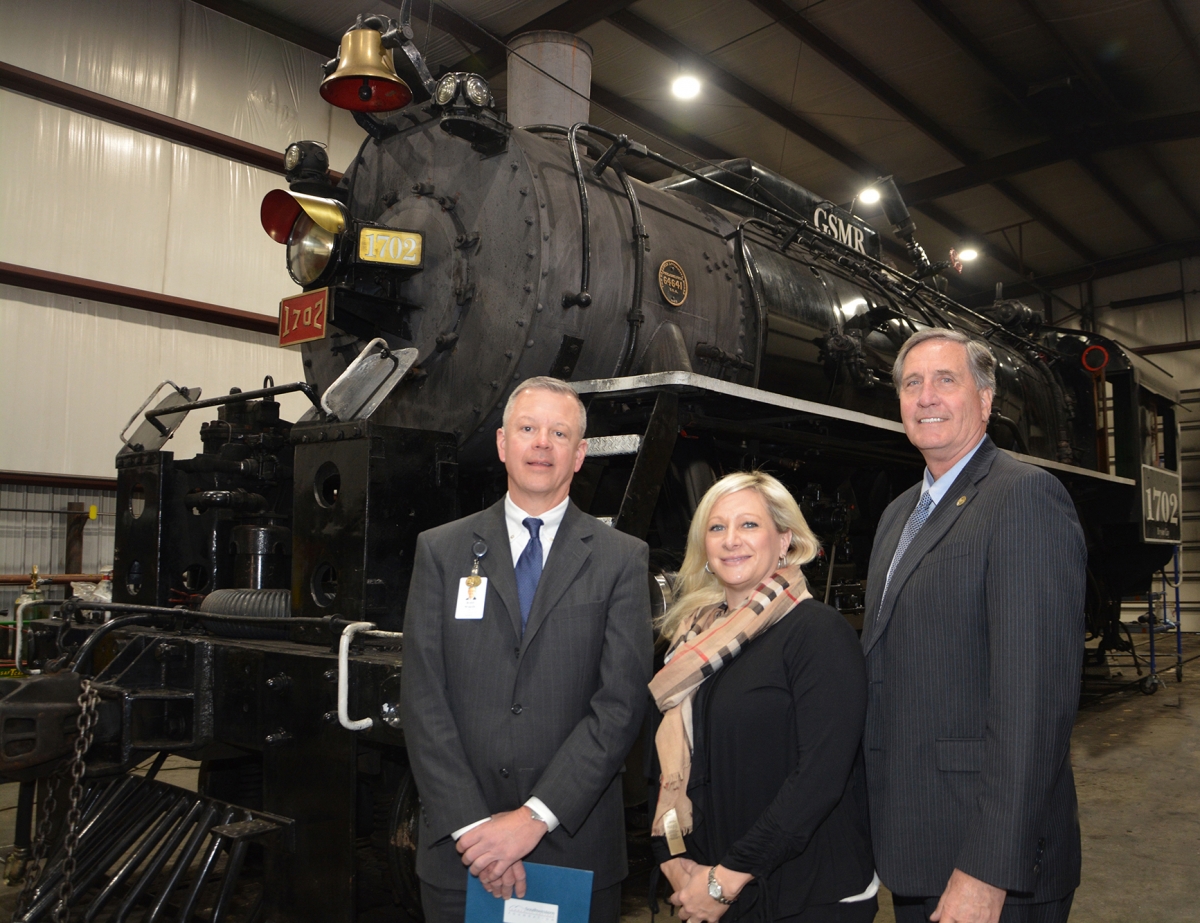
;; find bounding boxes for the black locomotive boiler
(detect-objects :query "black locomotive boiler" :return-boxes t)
[0,13,1183,923]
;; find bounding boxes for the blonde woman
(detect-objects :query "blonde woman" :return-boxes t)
[649,472,877,923]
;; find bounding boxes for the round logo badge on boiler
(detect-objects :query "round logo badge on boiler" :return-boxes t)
[658,260,688,307]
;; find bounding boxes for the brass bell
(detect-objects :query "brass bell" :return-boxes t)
[320,26,412,112]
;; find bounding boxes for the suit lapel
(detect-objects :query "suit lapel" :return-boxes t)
[473,501,522,641]
[863,439,999,655]
[862,486,918,650]
[520,502,593,654]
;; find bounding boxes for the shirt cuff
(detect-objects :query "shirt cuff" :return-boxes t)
[451,817,489,841]
[524,797,560,833]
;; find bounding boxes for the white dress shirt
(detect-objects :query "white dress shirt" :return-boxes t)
[922,436,986,507]
[451,493,569,840]
[505,493,570,566]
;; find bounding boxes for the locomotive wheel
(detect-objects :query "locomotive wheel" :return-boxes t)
[357,758,424,923]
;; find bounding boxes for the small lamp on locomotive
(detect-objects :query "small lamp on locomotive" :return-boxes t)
[320,14,412,111]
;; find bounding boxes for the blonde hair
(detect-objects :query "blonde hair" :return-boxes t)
[659,471,820,640]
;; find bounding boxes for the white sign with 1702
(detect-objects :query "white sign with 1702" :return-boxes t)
[1141,463,1182,544]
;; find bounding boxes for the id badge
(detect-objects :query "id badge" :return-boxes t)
[455,577,487,619]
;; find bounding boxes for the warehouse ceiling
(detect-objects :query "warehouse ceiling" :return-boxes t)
[202,0,1200,308]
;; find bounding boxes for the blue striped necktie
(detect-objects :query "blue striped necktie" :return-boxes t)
[882,492,934,600]
[515,517,544,634]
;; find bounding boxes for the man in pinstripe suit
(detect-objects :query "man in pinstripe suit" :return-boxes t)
[401,377,653,923]
[862,330,1085,923]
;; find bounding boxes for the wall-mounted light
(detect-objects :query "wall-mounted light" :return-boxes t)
[672,75,701,99]
[858,186,881,204]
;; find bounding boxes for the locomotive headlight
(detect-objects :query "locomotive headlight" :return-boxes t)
[434,74,459,106]
[287,212,337,285]
[464,75,490,107]
[260,189,347,286]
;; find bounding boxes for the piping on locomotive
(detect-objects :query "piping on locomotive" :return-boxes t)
[0,7,1182,922]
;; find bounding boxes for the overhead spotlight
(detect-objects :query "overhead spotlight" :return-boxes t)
[958,248,979,261]
[858,186,881,204]
[671,75,701,99]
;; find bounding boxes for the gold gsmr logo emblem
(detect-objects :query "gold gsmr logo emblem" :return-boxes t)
[657,259,688,307]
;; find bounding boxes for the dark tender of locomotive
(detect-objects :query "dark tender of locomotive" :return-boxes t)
[0,9,1183,922]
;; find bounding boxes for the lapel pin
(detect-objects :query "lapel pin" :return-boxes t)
[956,495,967,507]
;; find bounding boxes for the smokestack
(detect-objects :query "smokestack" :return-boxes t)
[506,31,592,128]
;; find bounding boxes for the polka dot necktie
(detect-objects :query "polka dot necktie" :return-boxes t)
[882,492,934,601]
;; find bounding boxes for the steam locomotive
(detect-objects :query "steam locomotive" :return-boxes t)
[0,13,1183,923]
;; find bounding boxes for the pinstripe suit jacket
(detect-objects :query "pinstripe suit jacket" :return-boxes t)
[400,499,653,890]
[861,437,1085,900]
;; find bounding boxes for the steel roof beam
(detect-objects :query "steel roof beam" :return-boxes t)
[899,109,1200,203]
[604,9,1027,277]
[1158,0,1200,80]
[1014,0,1182,239]
[606,9,877,176]
[745,0,1095,261]
[911,0,1173,246]
[964,236,1200,304]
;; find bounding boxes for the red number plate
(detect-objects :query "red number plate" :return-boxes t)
[278,288,329,346]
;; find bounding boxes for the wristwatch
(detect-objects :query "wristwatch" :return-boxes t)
[707,866,735,905]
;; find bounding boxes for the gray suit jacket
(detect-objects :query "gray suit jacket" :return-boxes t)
[400,499,653,890]
[862,437,1085,900]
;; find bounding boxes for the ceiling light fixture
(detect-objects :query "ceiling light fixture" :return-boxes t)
[957,248,979,261]
[858,186,880,204]
[672,75,701,99]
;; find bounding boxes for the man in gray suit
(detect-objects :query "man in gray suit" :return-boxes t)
[401,376,653,923]
[862,329,1085,923]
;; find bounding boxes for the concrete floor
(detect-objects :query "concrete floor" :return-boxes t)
[0,635,1195,921]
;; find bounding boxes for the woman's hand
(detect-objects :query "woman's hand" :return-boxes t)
[670,864,753,923]
[660,857,699,896]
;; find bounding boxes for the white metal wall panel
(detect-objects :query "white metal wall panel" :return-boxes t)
[0,91,173,291]
[328,105,366,174]
[162,146,295,315]
[0,0,181,113]
[0,485,117,615]
[0,284,306,477]
[174,3,332,152]
[0,0,366,478]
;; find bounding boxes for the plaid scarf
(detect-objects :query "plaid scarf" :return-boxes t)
[649,565,811,844]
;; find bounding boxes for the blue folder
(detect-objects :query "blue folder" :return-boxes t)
[465,861,594,923]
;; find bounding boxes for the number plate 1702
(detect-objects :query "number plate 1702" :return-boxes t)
[278,288,328,347]
[359,227,423,267]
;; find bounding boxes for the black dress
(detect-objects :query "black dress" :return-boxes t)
[651,598,875,922]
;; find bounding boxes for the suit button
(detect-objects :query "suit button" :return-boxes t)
[500,768,510,778]
[511,704,522,715]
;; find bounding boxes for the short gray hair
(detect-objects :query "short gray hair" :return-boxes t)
[893,328,996,393]
[502,376,587,437]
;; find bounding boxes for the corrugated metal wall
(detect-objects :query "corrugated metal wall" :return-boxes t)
[0,484,116,614]
[0,0,362,477]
